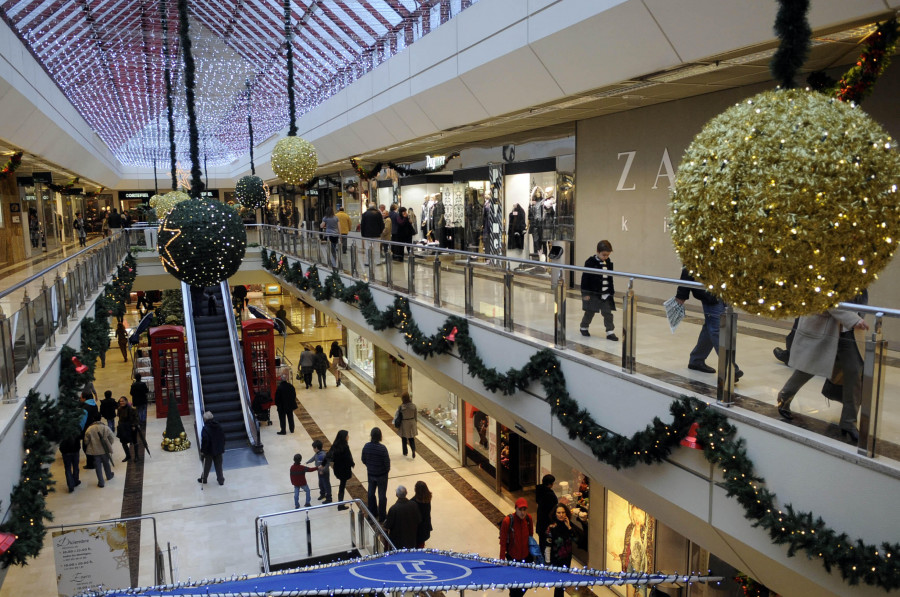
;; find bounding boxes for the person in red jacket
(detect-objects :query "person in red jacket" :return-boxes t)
[499,497,534,597]
[290,453,318,508]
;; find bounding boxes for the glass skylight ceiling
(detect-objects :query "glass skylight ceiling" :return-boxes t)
[0,0,475,168]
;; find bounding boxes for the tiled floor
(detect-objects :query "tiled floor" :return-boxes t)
[0,296,595,597]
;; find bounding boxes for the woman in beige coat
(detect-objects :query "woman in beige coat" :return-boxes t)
[398,392,418,458]
[776,308,868,441]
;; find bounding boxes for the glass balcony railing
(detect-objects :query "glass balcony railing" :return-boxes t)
[0,231,130,402]
[258,224,899,463]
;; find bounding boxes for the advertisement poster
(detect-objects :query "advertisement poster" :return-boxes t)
[605,493,655,597]
[53,524,130,597]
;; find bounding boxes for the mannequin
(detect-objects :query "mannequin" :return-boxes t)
[421,194,435,238]
[465,188,484,249]
[542,186,557,242]
[508,203,527,250]
[431,193,446,247]
[528,186,545,256]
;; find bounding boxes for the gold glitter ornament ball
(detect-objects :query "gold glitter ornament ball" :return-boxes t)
[670,88,900,318]
[150,190,190,220]
[271,136,317,185]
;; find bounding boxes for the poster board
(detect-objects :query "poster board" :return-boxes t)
[53,523,130,597]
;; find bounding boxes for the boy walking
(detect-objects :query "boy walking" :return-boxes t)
[290,453,318,508]
[307,440,333,503]
[580,240,618,341]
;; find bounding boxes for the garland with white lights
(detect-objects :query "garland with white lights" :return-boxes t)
[262,248,900,590]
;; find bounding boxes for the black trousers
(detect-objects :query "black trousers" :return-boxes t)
[278,409,295,433]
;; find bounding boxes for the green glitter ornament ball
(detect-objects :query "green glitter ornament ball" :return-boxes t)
[235,175,267,209]
[158,199,247,287]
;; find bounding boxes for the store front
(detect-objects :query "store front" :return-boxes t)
[346,329,374,383]
[451,166,491,252]
[399,174,454,247]
[410,368,459,449]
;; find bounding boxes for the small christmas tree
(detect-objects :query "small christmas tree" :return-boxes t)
[160,393,191,452]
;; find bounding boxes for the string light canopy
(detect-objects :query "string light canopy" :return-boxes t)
[0,0,472,168]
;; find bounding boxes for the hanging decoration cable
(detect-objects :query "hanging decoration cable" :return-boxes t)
[156,0,246,287]
[236,79,267,209]
[270,0,318,185]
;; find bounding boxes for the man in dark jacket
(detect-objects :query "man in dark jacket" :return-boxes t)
[199,411,226,485]
[384,485,421,549]
[534,474,558,543]
[107,208,123,230]
[274,375,297,434]
[359,203,385,265]
[579,240,618,340]
[675,267,743,380]
[130,373,150,428]
[361,427,390,522]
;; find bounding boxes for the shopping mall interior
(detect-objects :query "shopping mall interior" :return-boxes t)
[1,2,899,597]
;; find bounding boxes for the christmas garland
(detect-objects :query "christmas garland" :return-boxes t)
[46,177,81,196]
[262,248,900,590]
[769,0,811,89]
[83,187,107,199]
[177,0,204,197]
[302,174,343,190]
[0,151,23,180]
[350,157,382,181]
[0,253,136,566]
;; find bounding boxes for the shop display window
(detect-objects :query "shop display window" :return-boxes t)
[410,369,458,447]
[606,492,656,597]
[464,402,495,476]
[504,170,558,260]
[347,330,374,380]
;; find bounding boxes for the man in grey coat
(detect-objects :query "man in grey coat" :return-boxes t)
[83,419,116,487]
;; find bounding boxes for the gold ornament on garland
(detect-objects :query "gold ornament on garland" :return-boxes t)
[271,136,317,185]
[670,88,900,318]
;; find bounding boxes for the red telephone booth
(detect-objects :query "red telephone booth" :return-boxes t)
[149,325,189,417]
[242,318,276,402]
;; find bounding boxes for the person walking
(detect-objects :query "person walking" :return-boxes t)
[398,392,418,458]
[307,439,333,503]
[544,504,575,597]
[413,480,433,548]
[379,205,393,261]
[391,207,415,262]
[130,373,150,429]
[499,497,534,597]
[274,374,297,435]
[384,485,422,549]
[99,390,117,431]
[79,390,101,470]
[73,212,87,247]
[83,419,115,487]
[115,321,129,362]
[336,206,351,254]
[329,341,344,387]
[299,345,315,389]
[675,267,743,381]
[319,207,340,268]
[535,474,558,543]
[579,240,618,341]
[198,411,226,485]
[329,429,355,510]
[361,427,390,522]
[58,428,82,493]
[775,308,868,441]
[359,203,384,265]
[116,396,140,463]
[290,453,318,508]
[313,345,330,388]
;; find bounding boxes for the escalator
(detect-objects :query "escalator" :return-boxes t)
[182,281,261,452]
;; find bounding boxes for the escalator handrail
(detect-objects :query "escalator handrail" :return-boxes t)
[180,282,206,451]
[220,280,261,449]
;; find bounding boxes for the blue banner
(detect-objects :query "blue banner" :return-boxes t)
[92,550,718,596]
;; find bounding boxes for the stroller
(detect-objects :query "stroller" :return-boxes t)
[252,390,274,426]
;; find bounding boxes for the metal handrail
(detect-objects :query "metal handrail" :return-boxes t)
[180,282,206,451]
[0,230,126,300]
[221,280,261,451]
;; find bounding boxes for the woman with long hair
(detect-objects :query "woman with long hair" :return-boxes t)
[544,503,574,597]
[413,480,433,548]
[328,341,344,386]
[329,429,355,510]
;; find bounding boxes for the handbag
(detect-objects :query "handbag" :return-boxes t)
[393,407,402,428]
[528,536,545,565]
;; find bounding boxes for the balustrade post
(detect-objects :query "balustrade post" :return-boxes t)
[351,245,359,277]
[432,256,442,308]
[74,262,85,309]
[367,246,375,281]
[40,279,56,350]
[716,305,739,405]
[464,257,474,317]
[22,291,39,374]
[384,250,393,289]
[502,263,514,332]
[0,315,15,402]
[858,314,887,457]
[407,251,416,296]
[553,267,567,349]
[55,272,68,334]
[621,279,636,373]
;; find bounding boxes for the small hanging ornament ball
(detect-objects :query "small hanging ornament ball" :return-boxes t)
[272,136,317,185]
[158,198,247,287]
[235,175,267,209]
[670,88,900,318]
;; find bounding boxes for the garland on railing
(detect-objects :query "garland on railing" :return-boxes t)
[261,247,900,590]
[0,151,24,181]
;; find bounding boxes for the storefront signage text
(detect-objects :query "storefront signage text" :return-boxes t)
[425,155,445,169]
[615,148,675,192]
